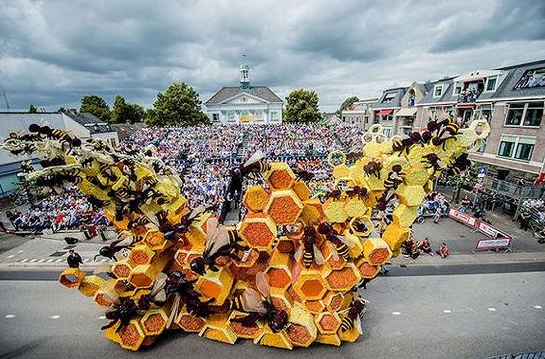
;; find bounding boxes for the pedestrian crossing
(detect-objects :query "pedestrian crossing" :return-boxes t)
[13,256,108,264]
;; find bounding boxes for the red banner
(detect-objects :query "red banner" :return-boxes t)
[447,207,512,241]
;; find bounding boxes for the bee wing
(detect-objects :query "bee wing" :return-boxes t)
[150,273,168,296]
[313,245,325,266]
[294,243,303,262]
[93,262,112,274]
[145,212,160,228]
[242,288,267,314]
[166,294,181,329]
[327,241,340,261]
[337,235,355,248]
[255,271,270,299]
[355,316,363,335]
[188,205,206,220]
[437,160,447,169]
[243,150,265,168]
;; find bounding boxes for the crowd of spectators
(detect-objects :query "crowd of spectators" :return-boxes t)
[8,123,375,231]
[4,191,108,234]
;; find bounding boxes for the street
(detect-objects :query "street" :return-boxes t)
[1,272,543,359]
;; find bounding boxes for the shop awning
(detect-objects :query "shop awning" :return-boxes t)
[377,109,393,116]
[394,107,417,117]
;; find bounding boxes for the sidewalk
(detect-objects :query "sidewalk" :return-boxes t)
[0,230,117,270]
[391,250,545,267]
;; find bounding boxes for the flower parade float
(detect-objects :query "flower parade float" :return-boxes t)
[1,117,489,350]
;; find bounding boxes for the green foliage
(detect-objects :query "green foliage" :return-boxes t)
[145,83,209,127]
[337,96,359,115]
[111,95,144,124]
[284,89,320,123]
[80,95,111,122]
[28,104,37,113]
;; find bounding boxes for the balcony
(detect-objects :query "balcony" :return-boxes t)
[457,90,480,103]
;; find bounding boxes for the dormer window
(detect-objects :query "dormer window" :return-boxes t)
[485,75,498,92]
[382,93,396,103]
[453,82,462,95]
[433,85,443,97]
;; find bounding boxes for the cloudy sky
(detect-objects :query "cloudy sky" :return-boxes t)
[1,0,545,112]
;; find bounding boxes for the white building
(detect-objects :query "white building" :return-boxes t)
[0,111,118,197]
[205,64,283,125]
[341,98,378,128]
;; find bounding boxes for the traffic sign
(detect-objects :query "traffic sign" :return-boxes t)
[477,166,487,178]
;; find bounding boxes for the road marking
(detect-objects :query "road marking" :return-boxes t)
[51,315,60,319]
[20,258,29,263]
[392,311,401,315]
[46,259,55,263]
[55,259,64,263]
[38,258,46,263]
[487,308,496,312]
[98,315,106,319]
[29,259,37,263]
[443,310,452,313]
[534,305,542,309]
[84,259,92,263]
[5,314,15,318]
[7,255,15,259]
[18,250,23,253]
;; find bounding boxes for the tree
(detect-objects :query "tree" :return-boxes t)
[337,96,359,115]
[145,83,209,127]
[80,95,111,122]
[283,89,320,123]
[28,104,37,113]
[111,95,145,124]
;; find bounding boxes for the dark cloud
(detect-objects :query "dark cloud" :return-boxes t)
[0,0,544,112]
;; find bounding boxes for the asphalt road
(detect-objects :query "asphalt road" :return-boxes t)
[1,272,543,359]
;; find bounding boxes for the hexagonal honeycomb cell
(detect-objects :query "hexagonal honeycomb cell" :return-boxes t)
[128,244,155,267]
[227,311,263,339]
[324,291,350,312]
[382,222,411,252]
[356,258,381,279]
[265,162,296,190]
[292,180,311,201]
[118,319,146,351]
[316,333,341,346]
[316,311,342,334]
[393,203,418,228]
[287,303,317,347]
[143,230,170,251]
[396,184,426,207]
[199,315,237,344]
[239,213,277,250]
[300,199,326,223]
[176,308,206,332]
[112,259,133,279]
[256,327,293,349]
[195,266,234,306]
[325,263,361,291]
[405,167,429,186]
[344,198,367,218]
[59,268,86,288]
[265,190,303,225]
[320,241,346,270]
[243,185,271,212]
[93,280,119,307]
[323,198,348,223]
[363,238,392,265]
[78,275,105,297]
[140,308,168,336]
[292,267,330,301]
[304,300,325,314]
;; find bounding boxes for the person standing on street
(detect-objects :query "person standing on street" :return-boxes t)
[519,209,532,232]
[67,249,83,268]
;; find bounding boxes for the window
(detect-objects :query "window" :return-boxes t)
[212,113,220,122]
[433,85,443,97]
[498,135,536,161]
[476,104,492,122]
[382,93,396,103]
[270,111,279,121]
[512,67,545,90]
[485,76,498,92]
[523,102,543,126]
[453,82,462,95]
[382,127,392,137]
[505,102,543,127]
[498,138,515,157]
[505,103,525,125]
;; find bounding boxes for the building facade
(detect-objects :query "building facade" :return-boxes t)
[393,82,430,135]
[0,111,118,197]
[340,98,378,128]
[371,87,407,137]
[205,65,283,125]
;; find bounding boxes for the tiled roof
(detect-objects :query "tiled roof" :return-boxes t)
[489,59,545,100]
[205,86,283,104]
[63,112,114,133]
